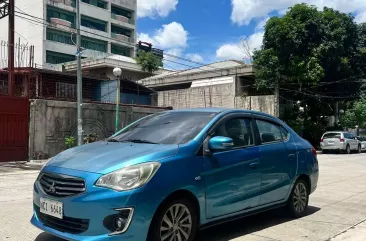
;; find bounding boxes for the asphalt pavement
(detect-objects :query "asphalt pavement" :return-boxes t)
[1,153,366,241]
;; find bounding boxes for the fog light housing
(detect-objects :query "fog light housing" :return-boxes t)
[104,208,134,235]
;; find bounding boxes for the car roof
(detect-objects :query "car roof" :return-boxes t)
[168,108,275,117]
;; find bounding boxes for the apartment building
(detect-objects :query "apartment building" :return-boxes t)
[0,0,137,68]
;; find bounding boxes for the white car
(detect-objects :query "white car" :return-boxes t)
[320,131,362,154]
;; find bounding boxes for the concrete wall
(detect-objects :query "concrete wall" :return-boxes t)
[158,83,236,109]
[234,95,275,115]
[29,99,165,158]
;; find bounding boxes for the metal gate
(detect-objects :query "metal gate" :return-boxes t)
[0,95,29,162]
[0,69,30,162]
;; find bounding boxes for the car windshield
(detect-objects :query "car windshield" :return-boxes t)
[111,111,218,145]
[323,133,341,139]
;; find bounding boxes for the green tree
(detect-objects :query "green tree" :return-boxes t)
[341,99,366,128]
[135,50,163,73]
[253,3,366,98]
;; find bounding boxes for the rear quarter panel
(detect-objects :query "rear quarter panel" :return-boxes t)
[293,137,319,194]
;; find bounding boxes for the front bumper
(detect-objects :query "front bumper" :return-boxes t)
[30,166,161,241]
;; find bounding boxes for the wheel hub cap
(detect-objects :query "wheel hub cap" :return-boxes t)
[293,183,307,213]
[160,204,192,241]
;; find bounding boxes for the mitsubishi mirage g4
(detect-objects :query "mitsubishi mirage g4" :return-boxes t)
[31,108,319,241]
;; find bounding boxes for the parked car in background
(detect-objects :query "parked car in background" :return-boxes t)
[31,108,319,241]
[356,136,366,151]
[320,131,362,154]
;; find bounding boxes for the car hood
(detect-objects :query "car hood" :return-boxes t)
[46,141,179,174]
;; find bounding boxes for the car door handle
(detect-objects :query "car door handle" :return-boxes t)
[288,154,295,159]
[250,162,260,169]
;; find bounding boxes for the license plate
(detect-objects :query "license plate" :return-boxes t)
[40,197,63,219]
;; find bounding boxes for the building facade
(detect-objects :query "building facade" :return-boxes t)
[139,61,276,116]
[0,0,137,68]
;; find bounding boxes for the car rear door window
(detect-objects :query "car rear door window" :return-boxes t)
[256,120,283,144]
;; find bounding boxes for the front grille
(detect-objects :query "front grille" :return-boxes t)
[39,173,85,197]
[34,204,89,234]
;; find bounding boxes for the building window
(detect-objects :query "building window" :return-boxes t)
[47,7,75,28]
[46,51,75,64]
[81,0,107,9]
[56,82,76,100]
[81,15,107,32]
[111,44,131,57]
[111,6,132,18]
[46,29,73,45]
[81,37,107,52]
[111,25,131,36]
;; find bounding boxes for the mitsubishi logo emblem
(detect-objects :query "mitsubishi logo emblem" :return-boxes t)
[48,182,56,193]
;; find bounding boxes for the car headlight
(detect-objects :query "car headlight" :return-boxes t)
[95,162,161,191]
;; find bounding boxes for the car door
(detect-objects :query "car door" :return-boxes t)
[202,114,262,218]
[254,118,293,205]
[345,133,357,150]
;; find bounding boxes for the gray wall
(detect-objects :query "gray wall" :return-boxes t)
[157,84,275,115]
[29,99,165,158]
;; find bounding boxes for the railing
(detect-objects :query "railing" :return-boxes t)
[48,0,76,8]
[111,13,134,25]
[111,33,134,43]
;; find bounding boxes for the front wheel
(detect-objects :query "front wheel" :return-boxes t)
[358,145,362,154]
[287,179,309,218]
[148,198,198,241]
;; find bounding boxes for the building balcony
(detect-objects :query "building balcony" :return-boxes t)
[111,33,134,44]
[50,18,72,27]
[47,0,76,10]
[111,13,134,24]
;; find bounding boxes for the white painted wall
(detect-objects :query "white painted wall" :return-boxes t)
[0,0,45,66]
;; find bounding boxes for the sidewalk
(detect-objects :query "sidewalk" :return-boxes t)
[0,160,46,175]
[331,220,366,241]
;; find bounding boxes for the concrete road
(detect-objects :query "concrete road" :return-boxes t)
[1,154,366,241]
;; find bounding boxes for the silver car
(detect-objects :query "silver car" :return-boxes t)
[356,136,366,151]
[320,131,362,154]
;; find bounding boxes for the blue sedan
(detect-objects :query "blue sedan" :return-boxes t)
[31,108,319,241]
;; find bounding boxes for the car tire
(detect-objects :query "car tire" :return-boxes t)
[358,145,362,154]
[346,144,351,154]
[148,198,198,241]
[287,179,309,218]
[322,150,328,154]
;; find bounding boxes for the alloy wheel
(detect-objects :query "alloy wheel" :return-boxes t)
[160,204,192,241]
[293,183,308,213]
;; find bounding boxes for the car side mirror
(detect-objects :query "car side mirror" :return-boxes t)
[208,136,234,151]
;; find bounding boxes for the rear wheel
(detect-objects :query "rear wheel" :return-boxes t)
[287,179,309,218]
[346,144,351,154]
[148,198,197,241]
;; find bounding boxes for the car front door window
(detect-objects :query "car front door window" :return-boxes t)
[213,118,254,148]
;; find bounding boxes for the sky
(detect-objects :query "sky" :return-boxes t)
[136,0,366,70]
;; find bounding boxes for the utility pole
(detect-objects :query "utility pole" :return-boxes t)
[76,0,83,145]
[274,79,280,117]
[8,0,14,96]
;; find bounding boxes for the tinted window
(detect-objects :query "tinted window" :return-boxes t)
[256,120,283,143]
[112,112,217,144]
[344,133,353,139]
[213,118,254,147]
[323,133,341,139]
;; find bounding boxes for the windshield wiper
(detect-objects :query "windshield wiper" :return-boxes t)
[123,139,159,144]
[107,138,121,142]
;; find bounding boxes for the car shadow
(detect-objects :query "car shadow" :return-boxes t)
[196,206,320,241]
[34,206,320,241]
